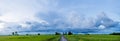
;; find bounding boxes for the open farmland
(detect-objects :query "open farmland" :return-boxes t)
[0,34,120,41]
[0,35,60,41]
[65,34,120,41]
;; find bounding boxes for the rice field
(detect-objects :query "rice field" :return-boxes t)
[65,34,120,41]
[0,35,60,41]
[0,34,120,41]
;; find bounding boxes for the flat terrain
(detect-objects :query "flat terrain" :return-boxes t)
[0,35,120,41]
[65,34,120,41]
[0,35,60,41]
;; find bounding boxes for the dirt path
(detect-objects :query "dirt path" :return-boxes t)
[59,35,68,41]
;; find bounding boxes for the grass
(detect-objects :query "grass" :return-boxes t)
[0,35,60,41]
[65,34,120,41]
[0,34,120,41]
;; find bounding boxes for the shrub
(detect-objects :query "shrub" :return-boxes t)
[26,34,29,36]
[68,31,73,35]
[38,33,40,35]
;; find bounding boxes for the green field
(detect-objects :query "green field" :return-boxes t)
[0,34,120,41]
[65,35,120,41]
[0,35,60,41]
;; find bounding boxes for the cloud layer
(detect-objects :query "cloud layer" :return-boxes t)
[0,0,120,35]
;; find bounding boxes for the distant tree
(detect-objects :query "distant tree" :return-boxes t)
[63,32,67,35]
[15,31,17,35]
[15,31,19,35]
[63,32,65,35]
[68,31,73,35]
[55,32,61,35]
[85,33,90,35]
[12,32,15,35]
[110,32,120,35]
[12,31,19,36]
[38,33,40,35]
[26,34,29,36]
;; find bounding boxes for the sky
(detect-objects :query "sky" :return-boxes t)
[0,0,120,35]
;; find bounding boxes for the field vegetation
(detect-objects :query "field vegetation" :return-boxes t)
[65,34,120,41]
[0,35,60,41]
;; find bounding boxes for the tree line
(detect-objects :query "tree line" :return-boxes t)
[110,32,120,35]
[11,31,73,36]
[55,31,73,35]
[11,31,120,36]
[12,31,41,36]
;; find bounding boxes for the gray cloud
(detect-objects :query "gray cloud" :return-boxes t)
[0,0,120,34]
